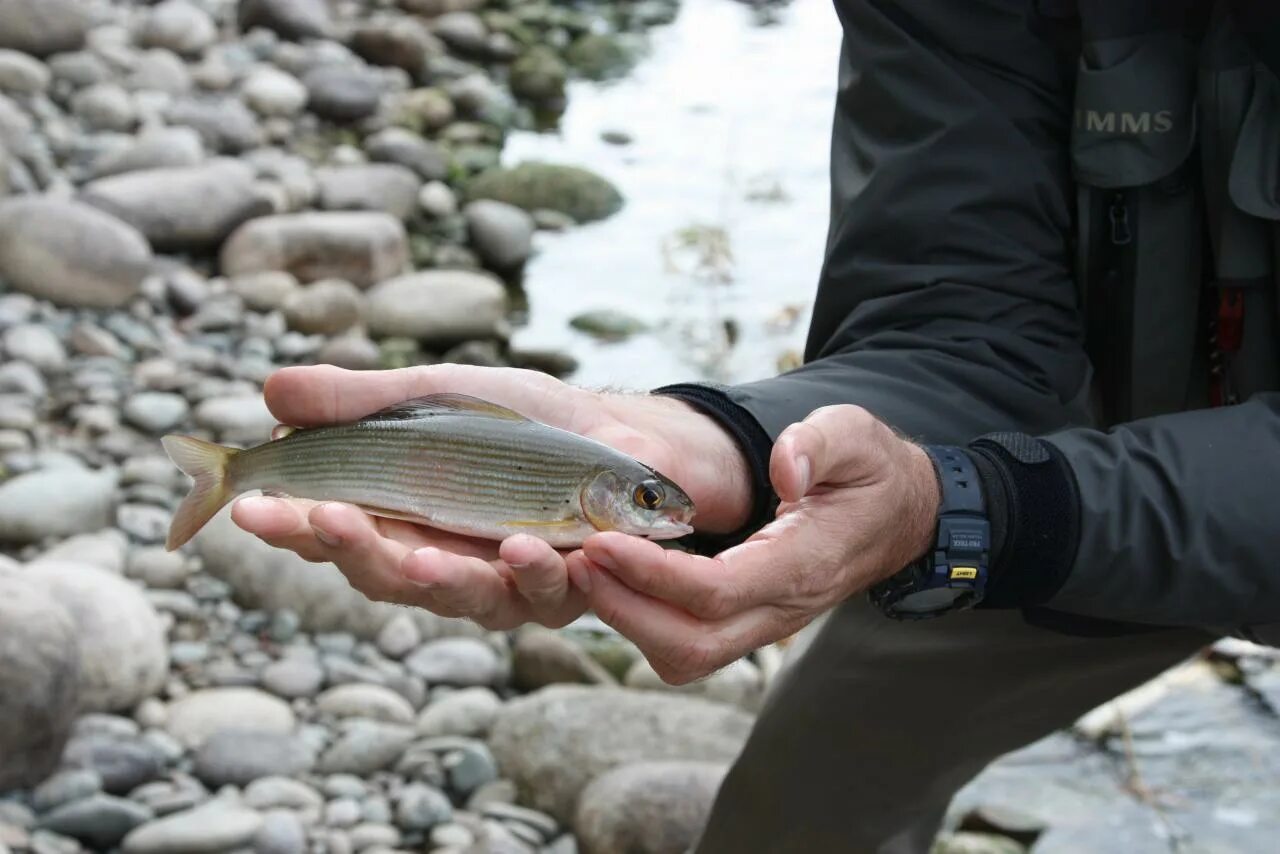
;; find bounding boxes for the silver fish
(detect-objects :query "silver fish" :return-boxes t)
[161,393,696,551]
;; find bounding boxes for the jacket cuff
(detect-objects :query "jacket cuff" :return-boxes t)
[967,432,1081,609]
[650,382,779,554]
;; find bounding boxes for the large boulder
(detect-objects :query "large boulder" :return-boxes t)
[0,467,119,544]
[24,561,168,713]
[221,212,408,288]
[0,572,81,791]
[194,507,483,640]
[0,0,90,57]
[575,761,729,854]
[0,198,154,309]
[488,686,754,823]
[467,162,623,224]
[365,269,507,343]
[80,160,267,252]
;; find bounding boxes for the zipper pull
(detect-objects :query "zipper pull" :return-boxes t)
[1109,194,1132,246]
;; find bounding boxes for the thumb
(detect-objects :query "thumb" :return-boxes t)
[770,405,885,502]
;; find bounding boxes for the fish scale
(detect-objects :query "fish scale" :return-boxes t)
[160,392,695,551]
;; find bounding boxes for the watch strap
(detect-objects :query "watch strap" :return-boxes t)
[869,445,990,619]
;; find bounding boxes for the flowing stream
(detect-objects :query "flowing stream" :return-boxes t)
[505,0,842,390]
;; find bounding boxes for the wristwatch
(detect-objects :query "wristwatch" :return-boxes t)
[869,445,990,619]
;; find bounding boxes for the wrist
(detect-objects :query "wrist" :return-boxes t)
[897,441,942,569]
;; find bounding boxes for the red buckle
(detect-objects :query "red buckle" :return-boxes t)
[1218,287,1244,353]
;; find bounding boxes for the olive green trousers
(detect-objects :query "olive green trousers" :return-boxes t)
[691,600,1210,853]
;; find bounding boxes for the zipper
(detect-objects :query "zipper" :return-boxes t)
[1108,190,1136,421]
[1109,192,1132,246]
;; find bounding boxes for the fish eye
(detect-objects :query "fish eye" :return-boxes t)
[633,481,665,510]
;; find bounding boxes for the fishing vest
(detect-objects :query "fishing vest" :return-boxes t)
[1047,0,1280,426]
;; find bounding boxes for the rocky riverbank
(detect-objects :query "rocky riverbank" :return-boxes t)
[0,1,775,852]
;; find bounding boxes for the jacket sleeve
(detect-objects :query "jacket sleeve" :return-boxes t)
[661,0,1093,518]
[968,396,1280,640]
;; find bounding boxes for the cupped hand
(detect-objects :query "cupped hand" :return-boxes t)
[231,364,751,630]
[567,404,941,683]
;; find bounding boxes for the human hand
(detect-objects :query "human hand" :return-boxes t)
[567,404,941,683]
[231,364,752,630]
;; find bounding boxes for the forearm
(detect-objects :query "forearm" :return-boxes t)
[969,393,1280,634]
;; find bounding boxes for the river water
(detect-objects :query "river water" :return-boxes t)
[504,0,841,390]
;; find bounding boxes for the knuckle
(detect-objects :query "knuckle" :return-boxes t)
[691,584,737,620]
[840,405,876,434]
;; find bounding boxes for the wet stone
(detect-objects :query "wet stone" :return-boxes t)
[31,770,103,813]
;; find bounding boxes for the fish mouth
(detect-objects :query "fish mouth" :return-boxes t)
[661,502,697,539]
[643,518,695,540]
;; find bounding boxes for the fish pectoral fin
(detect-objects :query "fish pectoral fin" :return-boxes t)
[364,393,530,423]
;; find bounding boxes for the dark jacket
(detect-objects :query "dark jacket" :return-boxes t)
[660,0,1280,644]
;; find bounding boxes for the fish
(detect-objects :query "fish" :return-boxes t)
[160,393,696,552]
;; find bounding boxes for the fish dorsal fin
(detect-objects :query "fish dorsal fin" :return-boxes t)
[363,393,530,423]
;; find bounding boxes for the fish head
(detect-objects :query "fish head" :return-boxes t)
[580,464,696,540]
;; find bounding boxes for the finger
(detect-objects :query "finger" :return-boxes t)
[501,535,575,616]
[306,502,421,596]
[579,556,784,684]
[231,495,329,562]
[772,404,883,500]
[399,547,529,628]
[581,532,745,620]
[262,363,564,427]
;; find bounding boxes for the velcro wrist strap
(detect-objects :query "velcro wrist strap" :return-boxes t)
[968,432,1081,608]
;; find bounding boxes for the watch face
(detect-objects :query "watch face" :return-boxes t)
[893,587,968,615]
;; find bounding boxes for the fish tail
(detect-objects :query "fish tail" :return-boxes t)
[162,435,239,552]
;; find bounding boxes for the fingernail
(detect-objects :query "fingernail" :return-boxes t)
[507,561,530,572]
[569,561,592,593]
[237,496,281,513]
[312,523,340,548]
[591,550,617,572]
[796,454,812,494]
[406,549,441,589]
